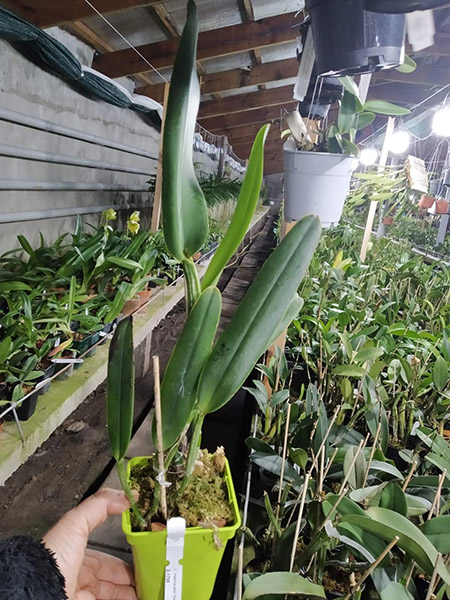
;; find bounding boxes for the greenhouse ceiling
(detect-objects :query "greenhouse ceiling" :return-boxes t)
[5,0,450,174]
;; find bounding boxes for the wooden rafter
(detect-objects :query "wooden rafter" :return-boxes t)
[139,57,298,103]
[199,85,295,118]
[406,34,450,58]
[1,0,163,28]
[93,12,299,78]
[239,0,267,91]
[199,103,296,131]
[375,65,450,87]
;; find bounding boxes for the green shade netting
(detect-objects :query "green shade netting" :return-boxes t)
[77,67,133,108]
[0,5,38,41]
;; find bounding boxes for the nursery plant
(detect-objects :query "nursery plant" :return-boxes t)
[106,1,321,598]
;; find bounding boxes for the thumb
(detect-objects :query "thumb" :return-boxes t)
[43,488,134,598]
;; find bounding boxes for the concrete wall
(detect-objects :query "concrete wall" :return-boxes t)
[0,30,159,254]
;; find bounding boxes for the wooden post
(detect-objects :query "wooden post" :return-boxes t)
[151,83,170,232]
[359,116,395,262]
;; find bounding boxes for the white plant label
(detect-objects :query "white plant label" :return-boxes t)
[294,30,315,102]
[165,517,186,600]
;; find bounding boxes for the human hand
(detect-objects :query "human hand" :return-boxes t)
[43,488,137,600]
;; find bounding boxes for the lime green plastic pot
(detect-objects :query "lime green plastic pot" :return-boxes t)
[122,456,241,600]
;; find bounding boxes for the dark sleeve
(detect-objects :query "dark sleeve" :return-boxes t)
[0,536,67,600]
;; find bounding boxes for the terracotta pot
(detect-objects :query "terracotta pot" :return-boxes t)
[193,251,202,261]
[122,295,142,315]
[419,194,435,209]
[137,288,153,306]
[436,198,449,214]
[383,216,394,226]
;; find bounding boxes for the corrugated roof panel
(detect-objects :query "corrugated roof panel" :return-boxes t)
[82,7,168,51]
[251,0,304,20]
[165,0,242,33]
[259,41,298,63]
[201,51,253,73]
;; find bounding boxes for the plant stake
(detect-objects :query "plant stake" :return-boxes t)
[428,469,447,521]
[153,355,168,521]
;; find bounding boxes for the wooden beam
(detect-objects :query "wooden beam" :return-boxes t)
[152,4,180,37]
[139,57,298,103]
[93,12,299,78]
[229,128,282,147]
[199,85,295,118]
[233,143,284,160]
[1,0,163,28]
[199,103,296,131]
[216,122,282,140]
[374,65,450,87]
[263,158,284,175]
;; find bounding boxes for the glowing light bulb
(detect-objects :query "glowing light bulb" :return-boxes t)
[432,107,450,137]
[389,130,411,155]
[360,147,378,166]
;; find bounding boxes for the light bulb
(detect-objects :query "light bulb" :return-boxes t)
[432,107,450,137]
[389,130,411,155]
[360,147,378,166]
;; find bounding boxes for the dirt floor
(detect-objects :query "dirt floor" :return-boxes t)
[0,301,187,538]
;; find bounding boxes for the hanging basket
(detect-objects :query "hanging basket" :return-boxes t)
[283,140,356,228]
[123,456,241,600]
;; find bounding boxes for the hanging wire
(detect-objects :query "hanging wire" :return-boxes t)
[82,0,169,84]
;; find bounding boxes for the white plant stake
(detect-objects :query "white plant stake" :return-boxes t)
[165,517,186,600]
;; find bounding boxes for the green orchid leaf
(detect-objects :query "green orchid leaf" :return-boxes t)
[339,76,360,97]
[0,281,32,294]
[197,216,321,416]
[396,55,417,74]
[0,337,12,365]
[243,572,325,599]
[421,516,450,555]
[380,582,414,600]
[162,0,208,261]
[363,100,410,116]
[202,125,270,290]
[108,256,143,271]
[344,445,367,489]
[355,111,376,131]
[378,482,408,516]
[355,347,385,363]
[433,355,448,392]
[338,90,362,134]
[342,507,450,585]
[332,365,366,377]
[107,317,134,462]
[267,294,304,348]
[159,286,221,449]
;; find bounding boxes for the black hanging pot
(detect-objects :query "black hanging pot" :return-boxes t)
[305,0,406,76]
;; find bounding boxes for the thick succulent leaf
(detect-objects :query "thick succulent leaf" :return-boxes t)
[159,286,221,449]
[107,317,134,462]
[197,216,321,416]
[380,582,414,600]
[242,572,325,599]
[202,125,270,290]
[161,0,208,260]
[378,482,408,516]
[363,100,410,116]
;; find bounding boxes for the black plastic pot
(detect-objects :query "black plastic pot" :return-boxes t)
[305,0,406,77]
[5,386,40,422]
[72,331,101,358]
[0,381,6,401]
[36,363,56,395]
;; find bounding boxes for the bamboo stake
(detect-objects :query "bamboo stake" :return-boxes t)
[428,469,447,521]
[319,486,349,532]
[307,406,341,477]
[153,355,168,521]
[362,421,382,487]
[343,537,400,600]
[402,460,418,491]
[289,474,311,572]
[318,445,326,494]
[425,553,442,600]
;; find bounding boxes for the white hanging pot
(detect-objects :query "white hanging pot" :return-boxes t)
[283,139,357,228]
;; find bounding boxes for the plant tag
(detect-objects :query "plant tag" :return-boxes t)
[51,358,83,364]
[53,338,61,348]
[165,517,186,600]
[406,10,435,52]
[294,30,315,101]
[99,331,113,339]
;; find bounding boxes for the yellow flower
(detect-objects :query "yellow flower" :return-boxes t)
[127,220,140,235]
[103,208,117,221]
[129,210,140,224]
